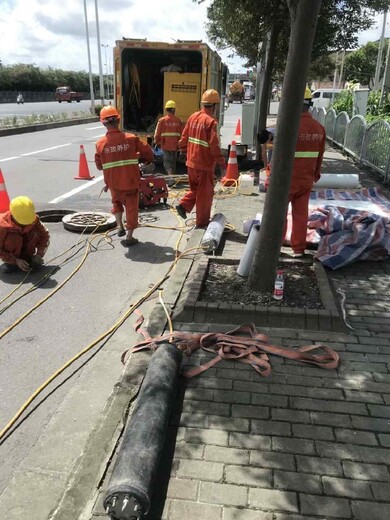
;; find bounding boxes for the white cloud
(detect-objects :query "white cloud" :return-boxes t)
[0,0,246,73]
[358,11,389,46]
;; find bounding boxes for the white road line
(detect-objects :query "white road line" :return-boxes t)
[86,126,102,130]
[0,156,19,162]
[49,175,103,204]
[21,143,71,156]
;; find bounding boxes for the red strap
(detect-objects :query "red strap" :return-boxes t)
[124,320,340,378]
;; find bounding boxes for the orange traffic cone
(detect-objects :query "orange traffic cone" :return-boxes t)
[74,145,95,180]
[221,141,239,187]
[0,169,10,213]
[235,119,241,138]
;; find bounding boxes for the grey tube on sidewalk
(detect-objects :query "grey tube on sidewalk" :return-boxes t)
[103,342,183,519]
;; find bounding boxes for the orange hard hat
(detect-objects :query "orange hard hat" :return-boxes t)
[100,106,120,122]
[201,89,220,104]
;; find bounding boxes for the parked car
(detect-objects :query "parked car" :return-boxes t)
[312,88,342,109]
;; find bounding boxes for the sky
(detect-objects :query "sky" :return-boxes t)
[0,1,389,75]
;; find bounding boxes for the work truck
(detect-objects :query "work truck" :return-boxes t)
[113,39,228,144]
[55,86,83,103]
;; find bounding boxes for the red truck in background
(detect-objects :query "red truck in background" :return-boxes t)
[55,86,83,103]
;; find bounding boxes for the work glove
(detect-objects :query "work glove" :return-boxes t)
[103,185,109,193]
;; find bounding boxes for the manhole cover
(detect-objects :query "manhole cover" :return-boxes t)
[62,212,116,234]
[37,209,76,223]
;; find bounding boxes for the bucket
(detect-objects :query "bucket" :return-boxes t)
[238,173,254,195]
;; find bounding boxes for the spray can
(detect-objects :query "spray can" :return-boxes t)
[273,269,284,300]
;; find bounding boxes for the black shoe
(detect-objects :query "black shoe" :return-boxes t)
[0,263,18,273]
[117,228,126,237]
[175,204,187,219]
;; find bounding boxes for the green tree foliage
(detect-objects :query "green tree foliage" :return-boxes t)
[0,63,99,93]
[344,39,389,88]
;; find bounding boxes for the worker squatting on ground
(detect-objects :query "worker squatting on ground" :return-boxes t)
[0,196,50,273]
[95,106,154,247]
[154,100,183,175]
[283,87,326,257]
[175,89,226,228]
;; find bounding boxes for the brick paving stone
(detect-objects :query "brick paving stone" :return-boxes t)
[184,427,229,446]
[233,380,269,393]
[335,428,378,446]
[272,436,315,455]
[177,459,223,481]
[273,470,322,494]
[316,441,390,464]
[214,389,251,404]
[271,384,308,397]
[368,404,390,418]
[204,445,249,465]
[183,400,231,417]
[231,404,269,420]
[351,500,390,520]
[310,411,353,428]
[342,461,390,481]
[248,488,298,512]
[223,508,272,520]
[344,390,384,404]
[199,482,247,507]
[322,476,372,499]
[208,416,250,433]
[292,424,334,441]
[351,416,390,433]
[371,481,390,500]
[225,465,272,488]
[250,450,296,470]
[378,433,390,447]
[169,500,223,519]
[296,455,343,476]
[177,412,209,428]
[272,409,311,424]
[290,396,368,416]
[229,432,271,450]
[299,494,351,518]
[251,393,288,407]
[166,478,199,500]
[251,419,291,436]
[174,442,205,459]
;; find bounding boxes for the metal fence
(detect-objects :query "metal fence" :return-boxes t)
[312,107,390,183]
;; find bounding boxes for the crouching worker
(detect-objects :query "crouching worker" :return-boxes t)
[0,196,50,273]
[95,106,154,246]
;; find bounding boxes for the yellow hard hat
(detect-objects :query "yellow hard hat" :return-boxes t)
[201,89,220,104]
[165,100,176,109]
[10,196,36,225]
[304,87,312,100]
[100,106,120,122]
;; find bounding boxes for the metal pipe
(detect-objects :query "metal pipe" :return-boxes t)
[104,342,182,519]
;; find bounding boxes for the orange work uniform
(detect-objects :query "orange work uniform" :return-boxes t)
[0,211,50,265]
[154,113,183,151]
[95,128,154,230]
[178,109,225,227]
[285,111,326,253]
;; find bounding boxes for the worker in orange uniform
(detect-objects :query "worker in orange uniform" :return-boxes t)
[154,100,183,175]
[0,196,50,273]
[95,106,154,246]
[175,89,226,228]
[284,87,326,257]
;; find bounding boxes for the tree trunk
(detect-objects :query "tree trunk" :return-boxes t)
[248,0,322,292]
[255,25,281,161]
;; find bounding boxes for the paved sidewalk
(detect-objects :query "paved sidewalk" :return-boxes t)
[55,145,390,520]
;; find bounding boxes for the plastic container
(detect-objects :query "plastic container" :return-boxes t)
[238,173,254,195]
[273,270,284,300]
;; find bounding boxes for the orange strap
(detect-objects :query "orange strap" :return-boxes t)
[123,320,339,378]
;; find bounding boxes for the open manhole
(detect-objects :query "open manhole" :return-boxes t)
[62,212,116,234]
[37,209,76,222]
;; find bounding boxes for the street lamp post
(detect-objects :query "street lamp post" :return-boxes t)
[101,44,109,100]
[83,0,95,113]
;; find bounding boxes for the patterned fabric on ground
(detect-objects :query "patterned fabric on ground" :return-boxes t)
[308,206,390,269]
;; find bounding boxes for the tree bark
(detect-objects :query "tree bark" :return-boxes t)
[248,0,322,292]
[255,24,281,161]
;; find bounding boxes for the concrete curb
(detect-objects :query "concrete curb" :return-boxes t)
[0,116,99,137]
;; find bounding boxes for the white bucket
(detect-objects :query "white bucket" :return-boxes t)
[238,173,254,195]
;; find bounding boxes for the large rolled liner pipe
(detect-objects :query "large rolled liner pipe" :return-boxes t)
[104,342,183,519]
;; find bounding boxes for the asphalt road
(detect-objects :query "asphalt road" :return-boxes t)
[0,100,93,119]
[0,101,265,496]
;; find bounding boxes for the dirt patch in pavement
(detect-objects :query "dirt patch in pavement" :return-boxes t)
[200,261,324,309]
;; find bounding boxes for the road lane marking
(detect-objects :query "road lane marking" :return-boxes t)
[86,126,102,130]
[49,175,104,204]
[0,156,19,162]
[21,143,71,156]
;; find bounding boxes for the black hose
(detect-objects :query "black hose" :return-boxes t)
[104,342,182,519]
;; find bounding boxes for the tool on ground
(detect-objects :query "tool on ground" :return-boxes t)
[74,145,95,180]
[313,173,360,189]
[200,213,227,253]
[104,342,182,519]
[139,173,168,208]
[221,141,239,186]
[0,169,10,213]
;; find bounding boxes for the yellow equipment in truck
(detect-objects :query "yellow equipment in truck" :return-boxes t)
[113,39,228,144]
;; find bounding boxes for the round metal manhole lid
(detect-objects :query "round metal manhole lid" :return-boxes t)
[62,212,116,234]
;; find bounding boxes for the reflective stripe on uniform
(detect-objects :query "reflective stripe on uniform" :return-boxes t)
[188,136,209,147]
[161,132,181,137]
[294,151,319,158]
[102,159,139,169]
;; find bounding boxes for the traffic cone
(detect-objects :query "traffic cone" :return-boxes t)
[0,169,10,213]
[221,141,239,187]
[74,145,95,180]
[235,119,241,139]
